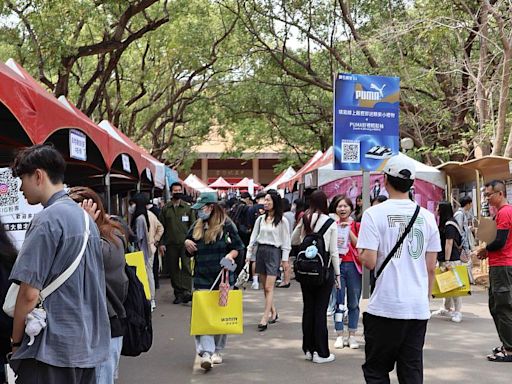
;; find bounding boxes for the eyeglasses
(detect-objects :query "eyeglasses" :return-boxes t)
[484,191,499,198]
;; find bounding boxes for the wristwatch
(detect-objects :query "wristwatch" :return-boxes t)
[10,338,22,348]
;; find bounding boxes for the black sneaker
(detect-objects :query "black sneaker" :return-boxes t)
[182,294,192,304]
[173,296,183,304]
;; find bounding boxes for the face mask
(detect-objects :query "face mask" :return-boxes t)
[128,204,136,214]
[172,193,183,200]
[198,210,211,221]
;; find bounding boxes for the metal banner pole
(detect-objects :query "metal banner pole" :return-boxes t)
[105,172,111,214]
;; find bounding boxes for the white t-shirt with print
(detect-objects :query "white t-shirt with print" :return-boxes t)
[357,199,441,320]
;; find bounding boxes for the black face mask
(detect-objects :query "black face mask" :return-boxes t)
[172,193,183,200]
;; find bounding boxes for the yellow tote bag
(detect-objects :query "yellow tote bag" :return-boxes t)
[435,269,463,293]
[432,265,471,298]
[125,251,151,300]
[190,289,243,335]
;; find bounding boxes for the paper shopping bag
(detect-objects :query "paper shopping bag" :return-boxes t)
[190,290,243,335]
[125,251,150,300]
[435,269,463,293]
[432,265,471,298]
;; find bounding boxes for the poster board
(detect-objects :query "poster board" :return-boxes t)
[125,251,151,299]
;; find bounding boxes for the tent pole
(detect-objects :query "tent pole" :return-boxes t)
[105,172,111,214]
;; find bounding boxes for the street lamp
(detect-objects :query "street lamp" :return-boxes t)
[401,137,414,153]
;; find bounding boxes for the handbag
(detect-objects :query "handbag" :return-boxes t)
[370,205,420,293]
[190,269,243,335]
[3,209,90,321]
[432,265,471,298]
[218,269,230,307]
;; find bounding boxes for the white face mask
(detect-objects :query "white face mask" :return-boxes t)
[128,204,136,214]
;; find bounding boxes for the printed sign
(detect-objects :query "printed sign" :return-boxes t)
[121,154,131,173]
[333,73,400,171]
[69,129,87,161]
[145,168,152,181]
[0,168,43,250]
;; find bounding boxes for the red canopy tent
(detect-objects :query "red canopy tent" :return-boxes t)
[278,150,324,190]
[232,177,260,189]
[208,177,232,189]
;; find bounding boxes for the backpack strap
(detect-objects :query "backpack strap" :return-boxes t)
[445,220,463,251]
[317,218,335,237]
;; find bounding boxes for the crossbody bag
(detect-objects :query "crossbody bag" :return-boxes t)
[370,205,420,293]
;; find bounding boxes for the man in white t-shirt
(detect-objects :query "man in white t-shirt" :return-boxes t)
[357,155,441,384]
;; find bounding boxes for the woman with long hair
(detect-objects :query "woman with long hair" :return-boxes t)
[0,218,17,379]
[247,191,291,331]
[292,190,339,363]
[129,193,156,310]
[184,192,244,371]
[328,195,362,350]
[432,201,464,323]
[69,187,129,384]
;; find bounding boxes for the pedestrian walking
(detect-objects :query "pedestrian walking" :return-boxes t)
[277,198,295,288]
[69,187,129,383]
[183,192,244,371]
[147,204,164,298]
[357,155,440,383]
[8,144,110,383]
[432,201,464,323]
[328,194,362,349]
[476,180,512,362]
[454,196,476,284]
[129,193,156,311]
[292,190,339,363]
[159,182,196,304]
[247,191,291,331]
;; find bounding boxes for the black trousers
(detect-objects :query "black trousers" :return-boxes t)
[489,266,512,351]
[11,358,95,384]
[300,272,334,358]
[362,312,428,384]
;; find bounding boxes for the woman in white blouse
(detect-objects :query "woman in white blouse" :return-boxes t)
[291,190,340,364]
[247,191,291,331]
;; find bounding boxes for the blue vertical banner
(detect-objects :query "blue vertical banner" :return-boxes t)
[333,73,400,171]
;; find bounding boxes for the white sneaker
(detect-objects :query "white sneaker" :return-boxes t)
[451,312,462,323]
[348,336,360,349]
[200,353,212,371]
[334,336,345,349]
[312,352,336,364]
[304,351,313,361]
[212,352,223,364]
[432,308,452,317]
[151,300,156,312]
[251,281,259,290]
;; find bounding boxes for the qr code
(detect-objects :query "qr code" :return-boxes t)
[341,140,360,163]
[0,169,20,207]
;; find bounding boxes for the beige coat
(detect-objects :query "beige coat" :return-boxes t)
[148,210,164,255]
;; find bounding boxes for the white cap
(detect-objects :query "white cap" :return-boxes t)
[383,155,416,180]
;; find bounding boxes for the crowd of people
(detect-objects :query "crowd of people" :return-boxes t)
[1,145,512,384]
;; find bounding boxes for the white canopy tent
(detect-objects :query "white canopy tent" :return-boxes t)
[264,166,296,191]
[305,151,446,189]
[183,174,216,193]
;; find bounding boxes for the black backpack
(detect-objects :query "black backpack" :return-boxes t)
[121,265,153,357]
[230,203,250,234]
[294,218,335,286]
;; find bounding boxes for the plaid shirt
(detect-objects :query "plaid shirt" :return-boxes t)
[187,221,244,289]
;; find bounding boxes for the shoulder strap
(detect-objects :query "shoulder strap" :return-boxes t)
[39,209,90,301]
[317,218,335,237]
[375,205,420,280]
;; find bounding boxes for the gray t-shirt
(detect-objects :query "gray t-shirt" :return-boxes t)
[9,190,110,368]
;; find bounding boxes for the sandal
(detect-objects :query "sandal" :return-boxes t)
[487,351,512,362]
[492,346,504,355]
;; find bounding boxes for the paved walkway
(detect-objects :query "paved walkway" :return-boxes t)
[119,281,509,383]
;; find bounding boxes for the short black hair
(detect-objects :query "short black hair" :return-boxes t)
[485,180,506,197]
[12,143,66,184]
[459,195,472,208]
[386,174,414,193]
[170,182,183,191]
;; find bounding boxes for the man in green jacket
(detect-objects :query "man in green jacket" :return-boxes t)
[159,182,196,304]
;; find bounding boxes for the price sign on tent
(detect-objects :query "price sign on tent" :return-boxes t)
[122,154,131,173]
[333,73,400,171]
[69,129,87,161]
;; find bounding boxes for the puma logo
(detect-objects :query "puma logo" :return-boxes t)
[370,83,387,98]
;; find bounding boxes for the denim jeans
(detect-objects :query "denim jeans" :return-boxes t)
[95,336,123,383]
[195,334,227,356]
[334,261,362,332]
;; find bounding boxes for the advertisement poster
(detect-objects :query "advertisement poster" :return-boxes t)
[333,73,400,171]
[0,168,43,250]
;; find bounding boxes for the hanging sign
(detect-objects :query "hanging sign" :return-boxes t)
[69,129,87,161]
[122,154,131,173]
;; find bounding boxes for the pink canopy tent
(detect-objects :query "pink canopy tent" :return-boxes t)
[233,177,260,189]
[208,176,232,189]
